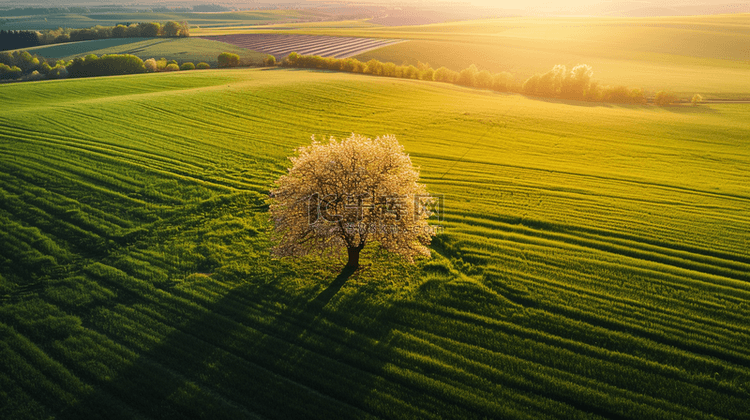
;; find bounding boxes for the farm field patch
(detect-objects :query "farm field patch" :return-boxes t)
[1,68,749,419]
[199,34,405,60]
[18,37,269,67]
[0,10,326,31]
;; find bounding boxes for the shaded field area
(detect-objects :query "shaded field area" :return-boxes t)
[0,10,327,31]
[18,37,269,67]
[0,69,749,419]
[199,34,404,60]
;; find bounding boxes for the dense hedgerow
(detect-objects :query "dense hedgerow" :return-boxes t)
[0,22,189,52]
[0,50,67,81]
[280,53,518,93]
[522,64,647,104]
[67,54,147,78]
[218,52,241,68]
[654,90,678,106]
[281,52,670,104]
[34,21,189,46]
[1,50,218,82]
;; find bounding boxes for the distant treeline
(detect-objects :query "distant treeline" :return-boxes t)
[37,21,189,45]
[1,7,90,15]
[1,4,230,15]
[281,53,516,93]
[281,53,678,105]
[0,22,190,52]
[0,30,41,50]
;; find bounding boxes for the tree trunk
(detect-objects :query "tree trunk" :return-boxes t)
[346,246,361,269]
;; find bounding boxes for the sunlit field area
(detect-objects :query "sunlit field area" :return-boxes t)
[1,68,748,419]
[202,14,750,98]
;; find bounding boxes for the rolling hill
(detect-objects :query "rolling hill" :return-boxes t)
[1,68,749,419]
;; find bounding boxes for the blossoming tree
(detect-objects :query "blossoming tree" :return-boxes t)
[269,133,437,269]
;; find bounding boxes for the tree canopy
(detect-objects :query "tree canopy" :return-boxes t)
[270,134,438,269]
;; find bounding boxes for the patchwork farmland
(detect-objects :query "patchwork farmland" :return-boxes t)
[199,34,405,60]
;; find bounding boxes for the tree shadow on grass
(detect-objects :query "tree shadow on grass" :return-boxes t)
[520,94,617,108]
[308,265,357,310]
[656,104,720,114]
[58,263,401,420]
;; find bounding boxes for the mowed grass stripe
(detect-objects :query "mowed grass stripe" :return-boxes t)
[393,302,749,414]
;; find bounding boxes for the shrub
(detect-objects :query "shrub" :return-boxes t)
[691,93,703,106]
[364,59,383,75]
[654,90,677,106]
[522,74,540,95]
[325,57,340,71]
[163,21,183,37]
[0,63,23,80]
[218,52,240,68]
[39,62,53,75]
[166,59,178,67]
[339,58,358,72]
[123,24,140,38]
[164,63,180,72]
[144,58,157,72]
[602,85,631,103]
[263,55,276,67]
[15,51,40,71]
[382,62,397,77]
[112,25,127,38]
[180,62,195,70]
[629,88,647,104]
[560,64,593,99]
[457,64,479,87]
[139,22,160,38]
[282,52,300,67]
[48,65,68,79]
[433,67,458,83]
[537,65,566,96]
[402,65,420,79]
[475,69,493,89]
[24,70,44,81]
[584,81,602,101]
[196,62,211,69]
[491,72,514,92]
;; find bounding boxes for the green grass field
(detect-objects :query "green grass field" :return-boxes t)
[208,14,750,98]
[21,37,268,66]
[1,68,749,419]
